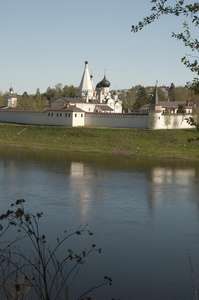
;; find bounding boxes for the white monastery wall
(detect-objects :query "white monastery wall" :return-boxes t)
[0,110,194,129]
[148,112,194,129]
[85,113,149,128]
[0,111,85,127]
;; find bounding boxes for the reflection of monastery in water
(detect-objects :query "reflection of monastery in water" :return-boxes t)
[0,61,196,129]
[69,161,107,222]
[148,167,197,210]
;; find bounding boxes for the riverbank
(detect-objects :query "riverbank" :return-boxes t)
[0,123,199,160]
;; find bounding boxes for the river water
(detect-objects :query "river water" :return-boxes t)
[0,149,199,300]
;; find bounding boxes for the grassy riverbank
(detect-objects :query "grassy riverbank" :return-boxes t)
[0,123,199,160]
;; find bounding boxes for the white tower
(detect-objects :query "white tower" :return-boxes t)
[78,61,94,99]
[5,87,17,108]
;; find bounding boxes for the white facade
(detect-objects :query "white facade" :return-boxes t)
[0,107,85,127]
[148,111,193,129]
[5,87,17,108]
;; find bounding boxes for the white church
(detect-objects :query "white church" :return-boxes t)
[51,61,123,114]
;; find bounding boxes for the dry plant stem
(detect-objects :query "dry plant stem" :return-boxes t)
[0,200,112,300]
[188,252,198,300]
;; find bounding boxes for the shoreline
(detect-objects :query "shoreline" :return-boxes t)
[0,124,199,161]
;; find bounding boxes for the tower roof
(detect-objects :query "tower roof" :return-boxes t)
[96,75,110,88]
[78,61,93,96]
[151,85,159,105]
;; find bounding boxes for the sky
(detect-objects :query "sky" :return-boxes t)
[0,0,198,95]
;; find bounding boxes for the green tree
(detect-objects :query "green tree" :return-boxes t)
[168,85,199,102]
[0,91,5,107]
[17,94,34,110]
[63,85,78,97]
[131,0,199,93]
[133,86,151,111]
[34,89,48,111]
[178,104,186,113]
[55,83,63,98]
[158,88,167,101]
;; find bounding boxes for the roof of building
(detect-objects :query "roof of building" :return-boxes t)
[151,86,159,105]
[46,105,85,112]
[52,97,85,104]
[142,101,196,109]
[96,105,113,111]
[96,75,111,88]
[78,61,93,95]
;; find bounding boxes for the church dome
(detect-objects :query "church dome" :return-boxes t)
[96,75,110,88]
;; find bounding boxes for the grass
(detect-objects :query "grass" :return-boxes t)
[0,123,199,160]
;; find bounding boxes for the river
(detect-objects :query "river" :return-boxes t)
[0,148,199,299]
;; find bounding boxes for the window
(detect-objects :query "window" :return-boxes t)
[75,114,77,117]
[57,113,59,117]
[69,113,70,117]
[65,113,67,117]
[60,113,62,117]
[51,113,53,117]
[81,114,83,117]
[48,113,50,116]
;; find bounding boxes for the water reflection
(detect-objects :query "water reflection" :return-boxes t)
[148,167,199,212]
[150,167,196,185]
[1,149,199,299]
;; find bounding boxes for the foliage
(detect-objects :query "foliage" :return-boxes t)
[131,0,199,92]
[157,88,167,101]
[178,104,186,113]
[169,86,199,102]
[120,88,138,112]
[16,92,48,111]
[44,84,78,102]
[0,95,4,107]
[133,86,151,111]
[0,199,112,299]
[186,116,199,130]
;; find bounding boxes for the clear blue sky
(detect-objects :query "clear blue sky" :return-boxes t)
[0,0,197,95]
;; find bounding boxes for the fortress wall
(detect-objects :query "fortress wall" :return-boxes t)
[85,113,149,128]
[0,110,194,129]
[0,110,83,126]
[149,112,194,129]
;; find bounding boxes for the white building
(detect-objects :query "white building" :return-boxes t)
[141,86,196,114]
[52,61,123,114]
[4,87,17,108]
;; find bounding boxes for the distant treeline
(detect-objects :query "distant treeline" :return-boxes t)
[1,83,199,112]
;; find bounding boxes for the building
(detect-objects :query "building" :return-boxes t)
[141,87,196,114]
[4,87,17,108]
[51,61,123,114]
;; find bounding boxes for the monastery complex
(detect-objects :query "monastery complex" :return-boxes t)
[0,61,197,129]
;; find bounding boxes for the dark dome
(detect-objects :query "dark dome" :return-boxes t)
[96,75,110,88]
